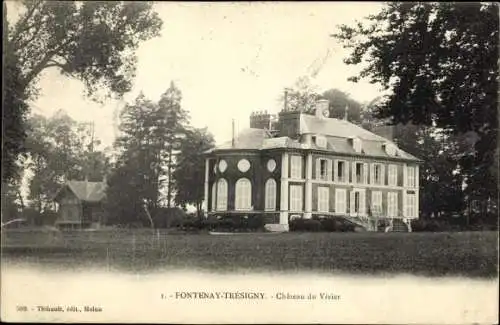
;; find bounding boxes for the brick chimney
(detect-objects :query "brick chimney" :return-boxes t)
[277,110,301,139]
[250,110,273,129]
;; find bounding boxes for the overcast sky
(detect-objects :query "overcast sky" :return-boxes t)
[16,2,385,147]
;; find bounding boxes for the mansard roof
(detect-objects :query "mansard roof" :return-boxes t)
[299,114,388,141]
[207,113,421,162]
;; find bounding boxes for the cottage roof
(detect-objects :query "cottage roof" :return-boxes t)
[207,113,421,161]
[55,180,106,203]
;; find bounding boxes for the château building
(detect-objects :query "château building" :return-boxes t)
[203,99,422,232]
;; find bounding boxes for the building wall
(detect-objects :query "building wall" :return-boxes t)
[82,202,107,226]
[208,151,283,213]
[206,148,420,221]
[56,191,82,225]
[310,183,406,216]
[308,152,418,217]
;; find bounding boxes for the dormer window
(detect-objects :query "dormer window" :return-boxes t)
[351,137,362,153]
[384,142,397,156]
[315,135,327,148]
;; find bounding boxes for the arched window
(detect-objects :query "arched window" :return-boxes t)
[264,178,277,211]
[211,182,217,211]
[235,178,252,211]
[216,179,228,211]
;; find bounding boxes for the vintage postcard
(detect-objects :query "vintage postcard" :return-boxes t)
[2,1,499,324]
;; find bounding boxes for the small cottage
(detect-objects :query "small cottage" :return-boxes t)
[54,180,107,230]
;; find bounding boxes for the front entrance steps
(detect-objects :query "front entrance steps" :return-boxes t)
[340,216,413,232]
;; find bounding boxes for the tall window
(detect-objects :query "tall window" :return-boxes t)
[290,156,303,179]
[317,159,328,180]
[264,179,277,211]
[388,164,398,186]
[289,185,303,211]
[373,164,383,185]
[350,190,365,215]
[405,193,417,218]
[235,178,252,210]
[387,192,398,217]
[354,192,360,213]
[211,182,217,211]
[354,162,367,183]
[355,163,362,183]
[317,186,329,212]
[407,166,416,188]
[335,189,346,214]
[216,179,228,211]
[371,191,382,215]
[337,161,346,182]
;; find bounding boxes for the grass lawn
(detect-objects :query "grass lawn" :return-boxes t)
[1,229,498,278]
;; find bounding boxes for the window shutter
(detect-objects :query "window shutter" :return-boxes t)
[351,162,355,184]
[370,164,375,185]
[387,193,392,216]
[349,190,355,215]
[363,163,368,184]
[317,188,322,212]
[403,164,407,187]
[360,191,366,215]
[335,190,339,213]
[327,159,332,181]
[381,165,386,186]
[394,192,399,216]
[315,158,320,180]
[415,165,419,188]
[333,159,338,182]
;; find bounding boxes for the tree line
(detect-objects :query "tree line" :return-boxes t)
[2,2,497,228]
[106,83,214,225]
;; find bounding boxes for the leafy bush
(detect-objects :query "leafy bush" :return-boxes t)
[22,208,41,226]
[289,218,322,232]
[183,214,266,232]
[319,218,340,232]
[40,210,58,225]
[152,207,187,228]
[411,219,449,232]
[317,217,356,232]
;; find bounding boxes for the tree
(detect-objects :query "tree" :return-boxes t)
[392,123,465,219]
[6,1,163,98]
[281,82,364,124]
[157,82,189,208]
[2,1,163,184]
[2,2,29,185]
[110,93,160,214]
[282,76,319,112]
[334,2,498,221]
[25,110,109,212]
[173,127,215,216]
[319,88,363,123]
[107,87,189,225]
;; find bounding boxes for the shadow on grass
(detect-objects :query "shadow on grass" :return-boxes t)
[2,230,498,278]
